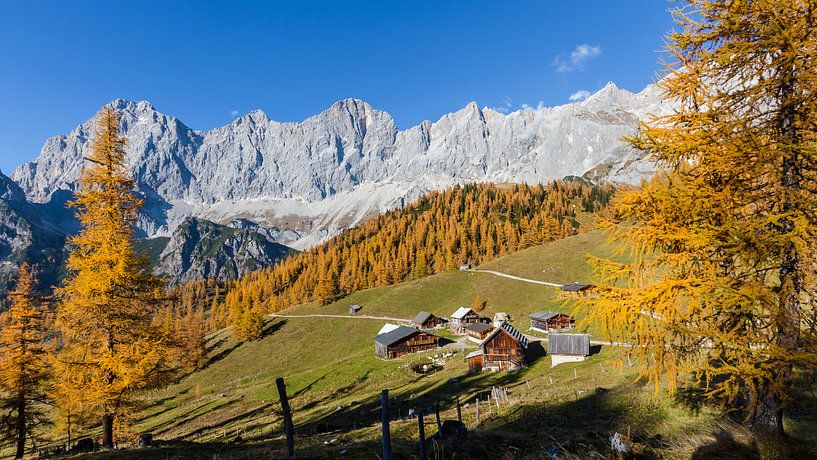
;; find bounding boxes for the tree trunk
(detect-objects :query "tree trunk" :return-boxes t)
[102,414,114,449]
[15,398,25,459]
[750,387,784,436]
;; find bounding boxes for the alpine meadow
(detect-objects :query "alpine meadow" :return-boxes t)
[0,1,815,459]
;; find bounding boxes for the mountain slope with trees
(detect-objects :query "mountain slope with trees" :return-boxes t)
[209,180,614,337]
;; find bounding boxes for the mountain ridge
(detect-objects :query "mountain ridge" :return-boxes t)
[11,81,671,249]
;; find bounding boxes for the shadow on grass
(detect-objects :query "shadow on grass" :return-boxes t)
[589,344,602,356]
[691,430,759,460]
[203,319,289,369]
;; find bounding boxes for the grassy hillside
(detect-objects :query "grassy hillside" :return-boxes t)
[65,229,816,459]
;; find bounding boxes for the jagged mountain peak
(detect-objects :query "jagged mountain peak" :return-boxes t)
[12,79,670,246]
[107,98,156,113]
[0,170,27,204]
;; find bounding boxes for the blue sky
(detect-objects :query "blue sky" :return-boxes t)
[0,1,675,173]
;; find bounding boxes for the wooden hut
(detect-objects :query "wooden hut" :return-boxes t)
[349,304,363,315]
[374,326,440,359]
[466,350,484,373]
[548,333,590,367]
[464,322,494,343]
[449,307,486,333]
[493,312,510,328]
[528,311,574,332]
[412,311,446,330]
[558,282,596,297]
[478,322,529,372]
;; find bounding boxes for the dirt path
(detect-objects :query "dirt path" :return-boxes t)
[268,313,411,322]
[466,269,563,287]
[469,269,662,322]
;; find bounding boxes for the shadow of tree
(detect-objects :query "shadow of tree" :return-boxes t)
[691,430,759,460]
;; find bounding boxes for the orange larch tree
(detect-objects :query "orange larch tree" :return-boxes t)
[0,263,52,459]
[54,107,177,448]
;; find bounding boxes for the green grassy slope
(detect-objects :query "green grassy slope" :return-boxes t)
[75,229,816,459]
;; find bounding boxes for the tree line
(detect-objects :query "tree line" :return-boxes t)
[207,180,614,339]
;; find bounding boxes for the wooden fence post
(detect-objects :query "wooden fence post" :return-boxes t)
[275,377,295,459]
[381,390,392,460]
[417,410,426,460]
[435,401,443,438]
[475,398,480,424]
[456,396,462,422]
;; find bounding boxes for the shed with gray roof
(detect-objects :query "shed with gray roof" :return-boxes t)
[548,333,591,367]
[412,311,445,329]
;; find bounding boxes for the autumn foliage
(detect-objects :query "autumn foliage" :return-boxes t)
[54,108,177,447]
[210,180,613,338]
[580,0,817,435]
[0,263,52,459]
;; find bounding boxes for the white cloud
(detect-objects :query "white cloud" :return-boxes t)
[520,101,546,111]
[569,90,591,102]
[554,44,602,72]
[492,95,513,114]
[230,109,239,118]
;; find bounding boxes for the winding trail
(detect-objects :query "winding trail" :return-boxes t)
[268,313,411,322]
[465,269,563,287]
[469,268,663,322]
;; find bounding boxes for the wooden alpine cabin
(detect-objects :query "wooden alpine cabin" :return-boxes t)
[349,304,363,315]
[467,321,529,372]
[528,311,574,332]
[449,307,486,333]
[548,333,590,367]
[412,311,446,330]
[558,282,596,298]
[374,326,440,359]
[464,322,494,343]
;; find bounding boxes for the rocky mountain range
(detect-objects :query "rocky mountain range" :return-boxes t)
[2,80,671,290]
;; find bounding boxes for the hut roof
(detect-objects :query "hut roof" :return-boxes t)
[349,304,363,311]
[374,326,423,347]
[482,321,529,348]
[559,282,593,292]
[451,307,475,319]
[464,323,494,334]
[465,350,483,359]
[493,312,509,322]
[548,333,590,356]
[412,311,434,324]
[528,311,564,321]
[377,323,400,335]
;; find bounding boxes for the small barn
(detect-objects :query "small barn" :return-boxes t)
[493,312,510,328]
[478,322,529,372]
[559,282,596,297]
[459,263,472,271]
[464,322,494,343]
[466,350,484,373]
[528,311,574,332]
[375,326,440,359]
[449,307,486,333]
[412,311,446,330]
[349,304,363,315]
[548,333,590,367]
